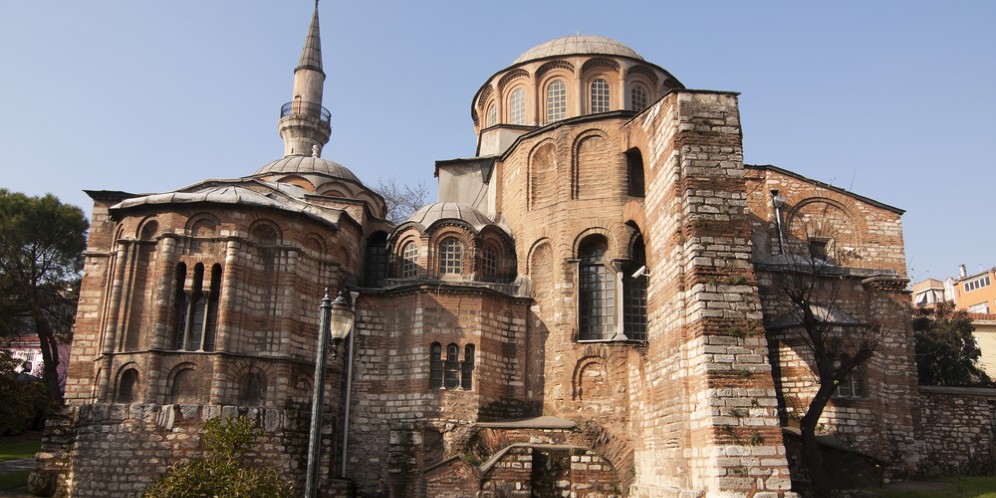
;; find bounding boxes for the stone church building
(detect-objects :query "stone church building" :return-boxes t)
[34,5,990,498]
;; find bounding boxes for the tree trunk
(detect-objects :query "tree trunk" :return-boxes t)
[800,384,835,498]
[31,307,64,404]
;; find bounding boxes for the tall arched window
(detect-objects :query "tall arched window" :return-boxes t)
[174,262,220,351]
[590,78,610,113]
[444,344,460,389]
[630,84,648,111]
[240,371,266,406]
[486,103,497,127]
[509,88,526,125]
[578,236,615,340]
[439,238,463,275]
[430,343,443,388]
[626,148,645,198]
[623,233,648,341]
[401,241,419,278]
[546,79,566,123]
[461,344,475,390]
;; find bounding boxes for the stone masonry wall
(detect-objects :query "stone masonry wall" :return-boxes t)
[918,387,996,476]
[34,403,340,497]
[627,91,792,496]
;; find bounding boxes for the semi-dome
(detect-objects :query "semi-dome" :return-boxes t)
[513,35,643,65]
[406,202,499,232]
[254,155,360,184]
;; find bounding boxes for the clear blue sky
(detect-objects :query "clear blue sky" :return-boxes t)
[1,1,993,282]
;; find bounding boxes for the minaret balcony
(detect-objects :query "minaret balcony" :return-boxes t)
[281,100,331,126]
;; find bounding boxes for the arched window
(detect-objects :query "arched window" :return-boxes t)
[626,148,645,198]
[630,83,648,111]
[486,103,497,127]
[578,236,615,340]
[590,78,610,113]
[461,344,475,390]
[482,246,498,281]
[364,232,389,286]
[401,241,419,278]
[546,79,567,123]
[430,343,443,389]
[174,262,221,351]
[509,88,526,125]
[623,233,648,341]
[116,368,139,403]
[439,238,463,275]
[444,344,460,389]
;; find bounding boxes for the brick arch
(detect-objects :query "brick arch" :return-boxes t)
[166,362,202,404]
[137,216,159,240]
[571,130,610,199]
[428,225,476,279]
[536,60,575,79]
[785,196,863,259]
[248,220,282,246]
[497,68,529,93]
[572,227,618,259]
[528,140,559,210]
[581,57,621,74]
[476,84,494,112]
[303,233,325,256]
[572,355,608,400]
[274,174,316,192]
[185,212,220,237]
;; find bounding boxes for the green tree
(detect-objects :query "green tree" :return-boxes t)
[0,190,88,404]
[144,416,294,498]
[914,302,992,387]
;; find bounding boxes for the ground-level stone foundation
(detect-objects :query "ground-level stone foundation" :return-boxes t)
[918,386,996,476]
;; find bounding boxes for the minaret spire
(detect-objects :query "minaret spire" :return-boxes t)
[278,2,331,157]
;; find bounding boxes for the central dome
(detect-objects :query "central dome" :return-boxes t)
[513,35,643,65]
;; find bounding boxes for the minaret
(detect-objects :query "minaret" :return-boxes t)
[278,2,331,157]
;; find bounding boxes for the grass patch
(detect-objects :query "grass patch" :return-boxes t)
[0,439,41,461]
[873,476,996,498]
[0,469,30,490]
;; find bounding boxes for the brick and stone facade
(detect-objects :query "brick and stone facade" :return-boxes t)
[34,7,995,498]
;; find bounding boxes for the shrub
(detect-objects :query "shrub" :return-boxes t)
[143,416,294,498]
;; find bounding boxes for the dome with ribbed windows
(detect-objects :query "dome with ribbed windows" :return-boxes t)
[513,35,643,65]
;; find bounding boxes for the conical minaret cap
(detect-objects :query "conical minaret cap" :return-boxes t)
[297,4,323,73]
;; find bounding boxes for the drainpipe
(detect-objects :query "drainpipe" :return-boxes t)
[771,189,787,255]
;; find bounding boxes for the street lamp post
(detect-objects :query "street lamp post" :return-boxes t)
[305,289,354,498]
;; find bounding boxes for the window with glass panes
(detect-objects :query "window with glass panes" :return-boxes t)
[444,344,460,389]
[509,88,526,125]
[486,103,497,127]
[482,246,498,280]
[402,242,419,278]
[430,343,443,388]
[546,80,566,123]
[591,79,610,113]
[439,238,463,275]
[579,237,616,340]
[630,84,648,111]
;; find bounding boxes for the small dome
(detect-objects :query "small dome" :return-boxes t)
[254,155,360,184]
[513,35,643,65]
[406,202,497,232]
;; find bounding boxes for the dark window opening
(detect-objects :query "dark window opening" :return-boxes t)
[444,344,460,389]
[461,344,475,390]
[364,232,389,287]
[626,149,645,197]
[623,234,648,341]
[430,343,443,389]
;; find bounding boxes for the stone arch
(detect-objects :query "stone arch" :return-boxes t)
[571,130,610,199]
[528,140,559,210]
